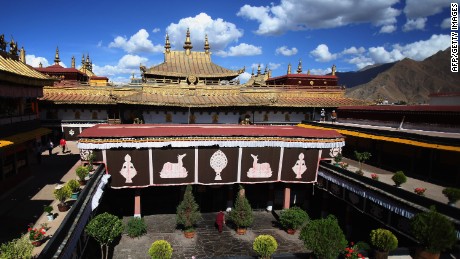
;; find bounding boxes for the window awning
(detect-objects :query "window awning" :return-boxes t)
[0,127,51,149]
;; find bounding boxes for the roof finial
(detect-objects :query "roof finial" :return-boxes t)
[165,33,171,53]
[54,46,61,65]
[39,62,43,68]
[19,46,26,63]
[307,69,310,75]
[71,56,75,68]
[257,64,261,75]
[251,68,254,76]
[296,59,302,74]
[183,28,193,55]
[287,63,291,74]
[204,34,210,54]
[332,64,336,76]
[264,65,268,74]
[81,54,85,65]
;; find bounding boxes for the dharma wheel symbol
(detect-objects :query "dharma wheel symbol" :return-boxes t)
[210,150,228,180]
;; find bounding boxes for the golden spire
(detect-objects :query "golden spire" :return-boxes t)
[19,46,26,63]
[54,46,61,65]
[204,34,210,54]
[71,56,75,68]
[307,69,310,75]
[81,54,85,65]
[39,62,43,68]
[287,63,291,74]
[257,64,261,75]
[264,65,268,74]
[183,28,193,55]
[296,59,302,74]
[251,68,254,76]
[165,33,171,53]
[332,64,336,76]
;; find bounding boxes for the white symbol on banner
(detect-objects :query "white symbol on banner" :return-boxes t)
[69,129,75,136]
[120,154,137,183]
[329,147,342,158]
[247,154,272,178]
[210,150,228,180]
[292,153,307,179]
[80,149,93,160]
[160,153,188,178]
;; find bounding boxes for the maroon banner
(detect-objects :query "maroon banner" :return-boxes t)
[106,149,150,188]
[240,148,280,182]
[281,148,319,182]
[198,147,239,184]
[152,148,195,185]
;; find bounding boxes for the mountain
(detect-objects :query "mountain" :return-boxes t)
[344,48,460,104]
[336,62,396,88]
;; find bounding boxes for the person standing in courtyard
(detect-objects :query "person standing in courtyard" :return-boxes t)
[48,139,54,155]
[60,138,66,154]
[331,110,337,123]
[320,108,326,122]
[215,211,225,233]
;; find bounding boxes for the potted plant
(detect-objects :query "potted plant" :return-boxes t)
[391,171,407,187]
[43,205,54,221]
[176,185,201,238]
[229,185,253,235]
[253,234,278,259]
[354,151,371,175]
[279,206,309,234]
[27,223,46,247]
[54,185,71,212]
[371,173,379,181]
[85,212,124,259]
[369,228,398,259]
[87,152,96,173]
[410,206,457,259]
[414,187,426,196]
[148,240,173,259]
[299,214,347,259]
[76,165,89,185]
[67,179,81,199]
[442,187,460,205]
[333,153,343,166]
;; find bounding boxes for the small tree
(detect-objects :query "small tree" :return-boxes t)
[354,151,371,174]
[148,240,173,259]
[253,235,278,259]
[229,185,254,229]
[370,228,398,252]
[0,235,33,259]
[176,185,201,233]
[279,206,309,231]
[54,185,71,206]
[85,212,124,259]
[391,171,407,187]
[300,215,347,259]
[76,165,89,182]
[125,217,147,238]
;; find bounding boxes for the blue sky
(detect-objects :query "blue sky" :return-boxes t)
[1,0,455,84]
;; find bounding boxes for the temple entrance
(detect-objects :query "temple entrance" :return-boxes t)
[196,185,227,212]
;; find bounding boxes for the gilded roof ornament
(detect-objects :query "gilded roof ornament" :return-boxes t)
[257,64,261,75]
[204,34,210,54]
[71,56,75,68]
[165,34,171,53]
[297,59,302,74]
[39,62,43,68]
[54,46,61,65]
[81,54,85,65]
[19,46,26,63]
[307,69,310,75]
[251,68,254,76]
[10,38,18,58]
[287,63,291,74]
[183,28,193,55]
[332,64,336,76]
[0,34,6,52]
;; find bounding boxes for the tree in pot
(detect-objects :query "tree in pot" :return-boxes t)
[354,151,371,175]
[43,205,54,221]
[148,240,173,259]
[279,206,309,234]
[176,185,201,238]
[85,212,123,259]
[253,234,278,259]
[53,185,71,212]
[442,187,460,206]
[369,228,398,259]
[299,214,347,259]
[410,206,457,259]
[229,185,253,235]
[76,165,89,185]
[391,171,407,187]
[66,179,81,200]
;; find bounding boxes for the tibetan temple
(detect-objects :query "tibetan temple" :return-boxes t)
[38,30,367,140]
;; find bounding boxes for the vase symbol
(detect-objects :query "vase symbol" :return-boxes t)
[292,153,307,179]
[120,154,137,183]
[210,150,228,180]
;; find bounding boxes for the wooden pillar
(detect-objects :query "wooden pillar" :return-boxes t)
[134,189,141,218]
[266,183,274,211]
[283,184,291,209]
[320,192,329,218]
[226,185,233,212]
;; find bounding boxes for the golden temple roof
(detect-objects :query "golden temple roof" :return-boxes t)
[0,54,54,86]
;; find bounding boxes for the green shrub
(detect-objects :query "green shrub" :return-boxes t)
[410,206,457,253]
[148,240,173,259]
[442,187,460,204]
[370,228,398,252]
[76,165,89,181]
[0,235,33,259]
[391,171,407,186]
[354,151,371,172]
[125,217,147,238]
[253,235,278,259]
[86,212,124,259]
[176,185,201,232]
[300,215,347,259]
[66,179,80,193]
[53,185,71,205]
[43,205,53,215]
[229,185,253,228]
[279,206,309,230]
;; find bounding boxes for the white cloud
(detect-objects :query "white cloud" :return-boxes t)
[108,29,163,53]
[97,41,102,47]
[441,18,451,29]
[268,62,281,70]
[92,54,148,77]
[215,43,262,57]
[310,44,337,62]
[166,13,243,51]
[275,46,298,56]
[310,67,332,75]
[347,55,374,69]
[404,0,451,19]
[26,55,50,67]
[402,18,427,31]
[237,0,400,35]
[238,72,252,83]
[368,47,404,63]
[342,46,366,55]
[152,28,160,33]
[379,24,397,33]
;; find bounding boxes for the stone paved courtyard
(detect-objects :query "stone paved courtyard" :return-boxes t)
[113,211,309,259]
